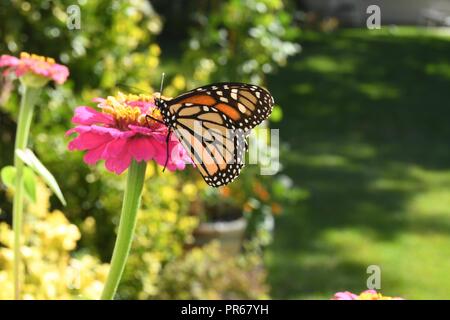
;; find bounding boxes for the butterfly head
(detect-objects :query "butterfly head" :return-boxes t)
[154,94,161,109]
[154,94,168,111]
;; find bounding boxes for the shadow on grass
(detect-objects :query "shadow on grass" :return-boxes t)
[267,28,450,299]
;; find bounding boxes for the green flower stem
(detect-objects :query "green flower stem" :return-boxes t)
[12,85,40,300]
[101,160,147,300]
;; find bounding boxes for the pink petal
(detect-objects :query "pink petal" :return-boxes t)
[30,65,50,78]
[153,140,171,167]
[103,138,128,159]
[83,144,108,164]
[104,143,132,174]
[128,137,156,162]
[95,126,135,139]
[14,65,28,77]
[72,106,114,126]
[332,291,358,300]
[128,124,167,138]
[68,124,135,139]
[0,55,19,67]
[50,64,69,84]
[166,143,189,171]
[66,125,94,136]
[151,140,191,172]
[68,131,113,150]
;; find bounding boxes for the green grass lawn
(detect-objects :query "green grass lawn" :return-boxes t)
[266,27,450,299]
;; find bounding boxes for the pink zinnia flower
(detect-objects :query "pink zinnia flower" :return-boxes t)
[332,291,359,300]
[332,289,403,300]
[0,52,69,85]
[66,92,192,174]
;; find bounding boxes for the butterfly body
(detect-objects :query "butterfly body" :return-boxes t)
[155,82,274,187]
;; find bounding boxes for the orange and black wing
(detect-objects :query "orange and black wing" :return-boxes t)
[160,82,274,187]
[172,122,247,187]
[166,82,274,131]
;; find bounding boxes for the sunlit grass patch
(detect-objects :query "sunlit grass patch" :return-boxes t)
[293,83,314,95]
[425,63,450,80]
[358,83,400,100]
[267,26,450,299]
[299,55,355,74]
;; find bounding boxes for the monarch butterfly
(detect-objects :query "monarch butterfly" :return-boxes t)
[151,82,275,187]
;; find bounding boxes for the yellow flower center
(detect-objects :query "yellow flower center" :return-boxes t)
[358,292,391,300]
[99,92,162,129]
[20,52,55,64]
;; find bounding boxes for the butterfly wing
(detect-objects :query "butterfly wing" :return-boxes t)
[172,122,247,187]
[167,82,274,131]
[160,82,274,187]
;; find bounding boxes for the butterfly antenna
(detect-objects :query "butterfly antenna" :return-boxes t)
[159,72,165,98]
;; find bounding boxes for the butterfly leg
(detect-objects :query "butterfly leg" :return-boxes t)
[162,129,172,172]
[145,114,165,126]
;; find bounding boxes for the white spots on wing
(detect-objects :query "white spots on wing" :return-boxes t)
[231,92,238,100]
[219,96,229,103]
[255,91,261,98]
[203,106,209,111]
[216,91,223,96]
[238,103,246,113]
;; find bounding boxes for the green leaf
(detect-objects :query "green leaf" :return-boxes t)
[1,165,36,202]
[15,149,67,206]
[23,167,37,203]
[1,166,16,189]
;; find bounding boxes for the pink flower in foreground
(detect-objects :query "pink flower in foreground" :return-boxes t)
[0,52,69,85]
[332,291,358,300]
[332,290,403,300]
[66,92,192,174]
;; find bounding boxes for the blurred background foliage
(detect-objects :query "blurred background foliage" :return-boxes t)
[0,0,301,299]
[0,180,108,299]
[2,0,449,300]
